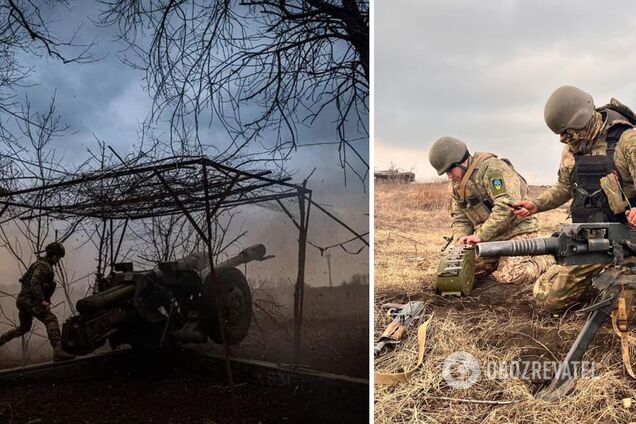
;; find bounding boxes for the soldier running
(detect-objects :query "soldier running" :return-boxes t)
[429,136,554,284]
[0,242,75,361]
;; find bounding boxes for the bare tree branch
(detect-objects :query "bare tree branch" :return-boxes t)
[98,0,369,181]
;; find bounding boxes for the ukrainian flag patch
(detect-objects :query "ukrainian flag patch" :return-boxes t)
[488,170,507,196]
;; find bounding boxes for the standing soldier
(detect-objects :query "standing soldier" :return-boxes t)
[429,137,553,284]
[514,86,636,313]
[0,242,75,361]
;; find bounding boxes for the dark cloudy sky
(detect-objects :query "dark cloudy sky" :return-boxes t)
[3,2,368,286]
[375,0,636,184]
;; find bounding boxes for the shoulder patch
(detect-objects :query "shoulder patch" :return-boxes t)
[488,170,507,195]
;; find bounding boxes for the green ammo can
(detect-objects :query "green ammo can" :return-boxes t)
[436,245,475,296]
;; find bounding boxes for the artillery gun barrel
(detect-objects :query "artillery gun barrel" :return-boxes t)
[158,244,267,277]
[476,237,560,258]
[76,284,136,314]
[216,244,267,269]
[198,244,267,280]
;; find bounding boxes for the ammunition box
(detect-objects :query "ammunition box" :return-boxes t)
[436,245,475,296]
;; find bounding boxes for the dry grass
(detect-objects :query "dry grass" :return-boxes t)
[374,182,636,423]
[374,183,450,296]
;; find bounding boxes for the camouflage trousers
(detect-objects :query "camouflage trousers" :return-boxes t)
[475,233,556,285]
[0,296,61,347]
[533,263,607,313]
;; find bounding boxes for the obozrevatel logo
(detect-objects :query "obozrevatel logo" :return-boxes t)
[442,351,480,389]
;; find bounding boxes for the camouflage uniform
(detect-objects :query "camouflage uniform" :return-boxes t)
[0,259,61,347]
[450,152,554,284]
[532,109,636,313]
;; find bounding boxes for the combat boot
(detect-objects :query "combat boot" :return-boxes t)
[53,344,75,362]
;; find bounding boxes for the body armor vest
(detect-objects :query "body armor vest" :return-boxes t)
[570,110,634,223]
[19,259,55,301]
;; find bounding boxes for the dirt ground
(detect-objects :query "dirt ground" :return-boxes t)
[0,359,367,424]
[374,182,636,424]
[0,284,368,423]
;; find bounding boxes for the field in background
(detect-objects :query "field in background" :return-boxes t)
[241,283,368,377]
[375,182,636,423]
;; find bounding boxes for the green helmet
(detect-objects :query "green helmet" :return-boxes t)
[45,242,65,258]
[429,137,469,175]
[544,86,595,134]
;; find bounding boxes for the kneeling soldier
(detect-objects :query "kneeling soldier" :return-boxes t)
[0,242,75,361]
[429,136,554,284]
[514,86,636,313]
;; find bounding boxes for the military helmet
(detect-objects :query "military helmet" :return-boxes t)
[429,137,469,175]
[544,86,595,134]
[45,242,65,258]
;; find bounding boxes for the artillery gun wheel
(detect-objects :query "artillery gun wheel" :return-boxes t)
[202,267,252,345]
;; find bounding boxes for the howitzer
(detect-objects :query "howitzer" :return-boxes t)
[374,301,426,358]
[476,223,636,400]
[62,244,272,355]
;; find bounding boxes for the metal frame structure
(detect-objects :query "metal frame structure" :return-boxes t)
[0,155,324,378]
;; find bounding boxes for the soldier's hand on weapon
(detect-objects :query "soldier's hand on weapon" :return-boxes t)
[626,207,636,227]
[511,200,537,217]
[458,234,481,245]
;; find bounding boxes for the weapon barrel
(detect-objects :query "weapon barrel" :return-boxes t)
[216,244,267,269]
[476,237,560,258]
[164,244,267,280]
[76,284,136,314]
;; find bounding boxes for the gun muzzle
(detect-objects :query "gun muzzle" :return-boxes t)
[216,244,267,269]
[476,237,560,258]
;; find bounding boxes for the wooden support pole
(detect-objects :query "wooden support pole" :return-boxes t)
[293,188,311,363]
[97,219,107,275]
[109,219,114,269]
[113,219,129,264]
[202,163,239,385]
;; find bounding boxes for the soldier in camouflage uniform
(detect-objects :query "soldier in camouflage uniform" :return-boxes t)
[514,86,636,313]
[429,137,554,284]
[0,242,74,361]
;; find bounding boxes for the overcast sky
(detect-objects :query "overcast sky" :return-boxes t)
[375,0,636,184]
[2,2,369,286]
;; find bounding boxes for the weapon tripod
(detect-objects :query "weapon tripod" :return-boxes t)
[539,262,636,400]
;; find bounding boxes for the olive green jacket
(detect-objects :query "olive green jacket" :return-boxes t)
[18,259,55,303]
[450,152,539,242]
